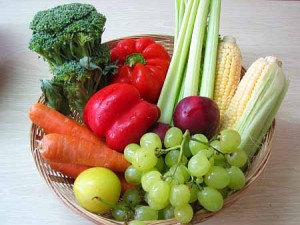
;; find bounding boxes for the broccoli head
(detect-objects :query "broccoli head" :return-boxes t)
[43,58,112,115]
[30,3,115,118]
[29,3,107,67]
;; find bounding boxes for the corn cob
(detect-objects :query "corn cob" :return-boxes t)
[222,57,268,128]
[223,56,289,157]
[213,36,242,120]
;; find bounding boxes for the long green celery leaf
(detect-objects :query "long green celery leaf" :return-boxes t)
[199,0,221,98]
[182,0,210,98]
[158,0,200,124]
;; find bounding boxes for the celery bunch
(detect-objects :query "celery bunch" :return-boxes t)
[158,0,221,124]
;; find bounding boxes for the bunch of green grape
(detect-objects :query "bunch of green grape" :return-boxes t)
[117,127,248,224]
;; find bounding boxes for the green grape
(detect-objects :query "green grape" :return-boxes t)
[128,220,147,225]
[188,183,199,203]
[195,177,203,185]
[189,134,209,155]
[132,148,158,172]
[176,165,190,183]
[165,176,183,186]
[158,204,175,220]
[147,195,169,210]
[165,150,184,168]
[198,148,215,158]
[141,170,162,192]
[174,204,194,224]
[209,156,214,167]
[188,153,211,178]
[204,166,230,189]
[182,139,192,158]
[112,202,133,221]
[213,152,228,168]
[165,150,180,168]
[134,205,158,221]
[210,140,226,153]
[122,189,141,207]
[149,180,170,206]
[164,127,183,148]
[155,156,165,172]
[140,132,162,150]
[170,184,191,207]
[197,186,224,212]
[124,143,140,163]
[219,129,241,153]
[225,149,248,168]
[227,166,246,190]
[125,165,143,185]
[164,165,188,184]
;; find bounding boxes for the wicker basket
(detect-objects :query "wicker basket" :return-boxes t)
[30,34,275,225]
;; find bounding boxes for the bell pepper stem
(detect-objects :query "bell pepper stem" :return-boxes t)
[124,53,146,67]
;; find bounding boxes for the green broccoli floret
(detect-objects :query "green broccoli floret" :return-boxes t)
[29,3,107,67]
[41,79,71,115]
[44,58,110,115]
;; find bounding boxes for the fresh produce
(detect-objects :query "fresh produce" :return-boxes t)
[29,103,104,146]
[226,166,246,190]
[158,0,221,124]
[28,3,114,115]
[118,126,247,224]
[174,203,194,224]
[110,37,171,103]
[128,220,147,225]
[83,83,160,151]
[197,186,223,212]
[48,161,135,193]
[149,122,171,143]
[48,162,91,179]
[222,56,289,157]
[173,96,220,138]
[28,1,290,224]
[199,0,221,98]
[213,36,242,120]
[116,173,137,194]
[41,133,130,172]
[73,167,121,214]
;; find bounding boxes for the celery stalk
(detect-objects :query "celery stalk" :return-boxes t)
[199,0,221,98]
[157,0,200,124]
[182,0,210,98]
[175,0,180,43]
[175,0,187,44]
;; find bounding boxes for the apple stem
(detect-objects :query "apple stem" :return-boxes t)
[92,196,115,208]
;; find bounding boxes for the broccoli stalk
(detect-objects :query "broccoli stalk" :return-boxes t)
[29,3,115,116]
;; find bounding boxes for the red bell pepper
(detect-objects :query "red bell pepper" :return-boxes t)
[110,37,171,103]
[83,83,160,151]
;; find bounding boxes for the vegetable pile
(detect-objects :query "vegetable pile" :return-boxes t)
[28,1,289,225]
[29,3,114,116]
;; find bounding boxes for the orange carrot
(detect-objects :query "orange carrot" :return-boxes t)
[41,133,130,172]
[29,103,103,146]
[116,173,137,194]
[48,161,92,179]
[49,161,135,194]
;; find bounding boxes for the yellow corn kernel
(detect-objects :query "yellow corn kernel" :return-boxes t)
[222,57,272,128]
[213,36,242,120]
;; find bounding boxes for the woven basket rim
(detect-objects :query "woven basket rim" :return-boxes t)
[30,34,275,225]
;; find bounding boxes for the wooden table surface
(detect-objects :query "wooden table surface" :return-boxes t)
[1,0,299,224]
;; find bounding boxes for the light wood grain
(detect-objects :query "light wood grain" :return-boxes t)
[0,0,299,225]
